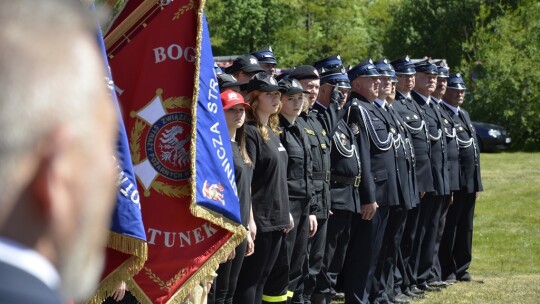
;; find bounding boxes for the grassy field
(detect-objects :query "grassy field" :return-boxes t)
[414,152,540,304]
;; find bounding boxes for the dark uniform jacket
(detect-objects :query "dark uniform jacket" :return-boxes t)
[0,261,62,304]
[346,92,400,207]
[411,90,450,196]
[392,91,434,193]
[440,104,483,193]
[433,97,461,192]
[279,114,315,206]
[387,103,419,209]
[327,119,375,213]
[297,110,331,219]
[314,101,376,213]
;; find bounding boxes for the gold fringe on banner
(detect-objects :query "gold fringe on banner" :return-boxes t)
[179,0,247,303]
[85,232,148,304]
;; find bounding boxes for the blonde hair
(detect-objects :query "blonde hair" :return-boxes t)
[245,91,282,141]
[301,95,310,112]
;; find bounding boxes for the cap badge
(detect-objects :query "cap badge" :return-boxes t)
[337,55,341,60]
[368,58,374,64]
[250,58,258,65]
[405,55,410,61]
[383,59,389,64]
[268,46,273,52]
[456,73,461,78]
[227,92,240,101]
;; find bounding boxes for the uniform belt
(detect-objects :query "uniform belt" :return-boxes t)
[313,171,330,182]
[330,174,361,187]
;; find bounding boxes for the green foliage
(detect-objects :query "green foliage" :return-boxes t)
[204,0,540,150]
[206,0,387,67]
[206,0,287,56]
[461,0,540,150]
[382,0,480,67]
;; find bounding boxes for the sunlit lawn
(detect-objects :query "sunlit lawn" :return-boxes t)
[415,152,540,303]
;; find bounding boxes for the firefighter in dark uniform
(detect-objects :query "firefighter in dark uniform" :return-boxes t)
[265,78,314,304]
[287,65,329,304]
[251,46,278,76]
[343,58,399,304]
[408,59,450,292]
[390,55,432,299]
[311,59,377,304]
[428,61,460,288]
[439,72,483,283]
[225,54,265,83]
[370,59,420,304]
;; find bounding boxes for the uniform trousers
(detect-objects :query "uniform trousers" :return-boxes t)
[343,207,389,304]
[281,199,309,304]
[234,230,285,304]
[410,193,444,287]
[372,208,408,303]
[299,217,327,304]
[429,195,452,283]
[210,239,247,304]
[439,191,477,281]
[311,210,352,304]
[396,206,420,294]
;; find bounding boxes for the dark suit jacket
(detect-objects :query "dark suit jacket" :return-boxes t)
[346,92,400,207]
[442,106,483,193]
[297,112,331,218]
[411,90,450,196]
[0,261,63,304]
[387,104,420,209]
[392,91,434,193]
[435,98,461,192]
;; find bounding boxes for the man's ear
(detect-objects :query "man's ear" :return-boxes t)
[29,127,74,218]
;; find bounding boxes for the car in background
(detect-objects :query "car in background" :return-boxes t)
[472,121,511,152]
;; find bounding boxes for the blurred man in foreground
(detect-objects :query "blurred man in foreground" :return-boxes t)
[0,0,117,303]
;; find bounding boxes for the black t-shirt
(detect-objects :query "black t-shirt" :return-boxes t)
[231,141,253,227]
[245,122,290,232]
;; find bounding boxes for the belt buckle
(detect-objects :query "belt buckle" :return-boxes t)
[325,171,330,182]
[354,176,361,187]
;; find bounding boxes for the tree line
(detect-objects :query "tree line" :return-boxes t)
[206,0,540,150]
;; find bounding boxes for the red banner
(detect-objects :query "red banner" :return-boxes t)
[106,1,244,302]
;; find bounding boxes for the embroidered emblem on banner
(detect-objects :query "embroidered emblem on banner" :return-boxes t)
[202,181,225,205]
[130,88,192,197]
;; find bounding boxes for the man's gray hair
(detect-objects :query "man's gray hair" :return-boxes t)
[0,0,107,203]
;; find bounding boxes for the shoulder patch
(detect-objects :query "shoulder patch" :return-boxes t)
[304,128,316,135]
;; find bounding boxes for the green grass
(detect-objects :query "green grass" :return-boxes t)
[414,152,540,303]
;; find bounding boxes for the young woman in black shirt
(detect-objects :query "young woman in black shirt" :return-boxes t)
[233,73,292,304]
[212,90,254,304]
